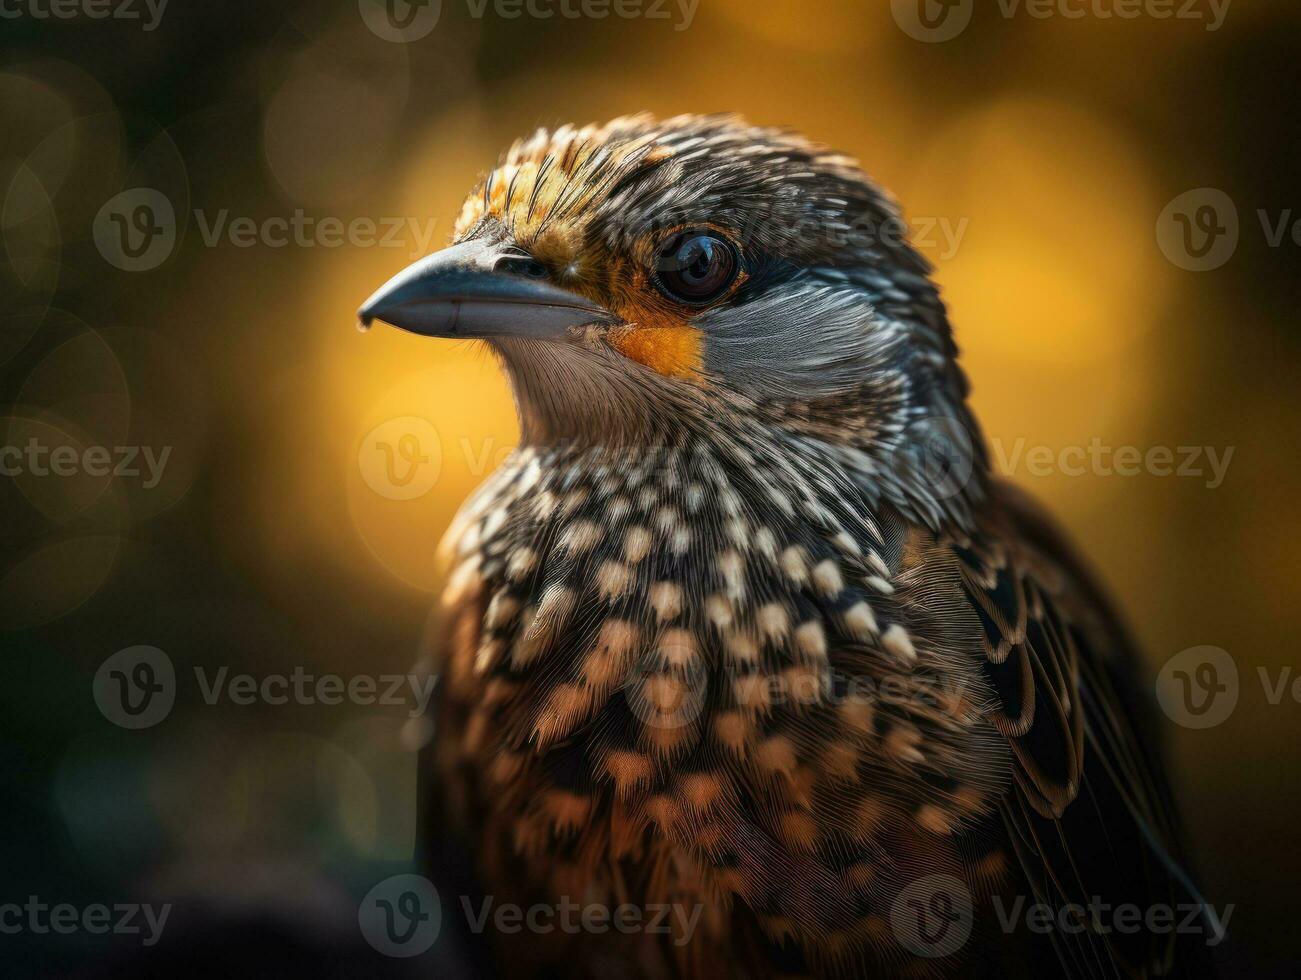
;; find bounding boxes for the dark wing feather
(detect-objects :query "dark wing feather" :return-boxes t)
[954,480,1217,979]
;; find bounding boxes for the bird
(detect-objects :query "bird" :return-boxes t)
[358,114,1218,979]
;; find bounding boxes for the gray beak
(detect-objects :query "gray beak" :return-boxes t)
[357,239,615,340]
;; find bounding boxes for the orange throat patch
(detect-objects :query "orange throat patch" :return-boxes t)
[607,324,703,380]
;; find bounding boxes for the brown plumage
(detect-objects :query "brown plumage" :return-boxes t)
[361,114,1217,978]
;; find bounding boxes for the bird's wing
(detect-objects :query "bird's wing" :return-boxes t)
[950,479,1215,979]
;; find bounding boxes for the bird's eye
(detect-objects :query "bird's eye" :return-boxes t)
[654,231,740,306]
[495,254,549,280]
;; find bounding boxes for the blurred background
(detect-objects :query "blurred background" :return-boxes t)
[1,1,1298,976]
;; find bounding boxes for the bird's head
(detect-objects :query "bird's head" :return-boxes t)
[360,114,985,522]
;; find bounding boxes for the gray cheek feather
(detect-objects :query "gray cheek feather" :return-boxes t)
[700,282,907,401]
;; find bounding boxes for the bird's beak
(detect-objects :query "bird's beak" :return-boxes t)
[357,239,615,340]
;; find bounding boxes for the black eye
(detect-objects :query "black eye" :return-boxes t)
[495,254,549,279]
[654,231,739,305]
